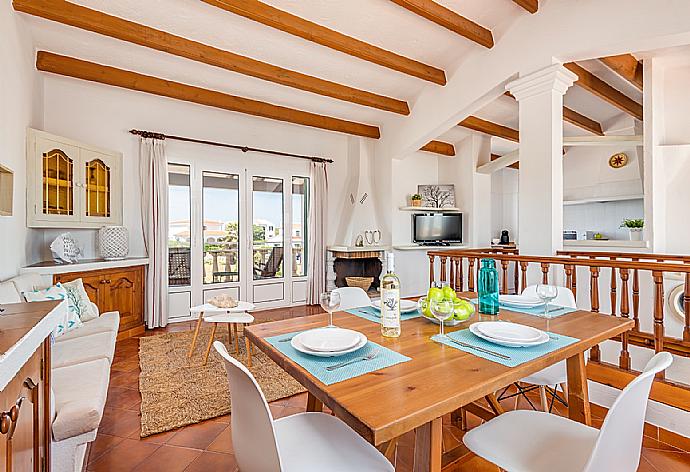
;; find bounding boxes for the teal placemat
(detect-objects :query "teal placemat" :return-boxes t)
[432,328,579,367]
[470,299,577,318]
[266,330,411,386]
[345,306,422,323]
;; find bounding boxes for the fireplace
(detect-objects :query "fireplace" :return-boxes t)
[326,248,387,295]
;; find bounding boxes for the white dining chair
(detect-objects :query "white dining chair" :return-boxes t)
[213,341,394,472]
[500,285,577,412]
[464,352,672,472]
[333,286,372,310]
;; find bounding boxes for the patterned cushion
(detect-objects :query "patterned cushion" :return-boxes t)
[24,285,82,337]
[61,279,99,322]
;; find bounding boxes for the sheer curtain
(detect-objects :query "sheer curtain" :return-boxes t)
[139,137,169,328]
[307,161,328,305]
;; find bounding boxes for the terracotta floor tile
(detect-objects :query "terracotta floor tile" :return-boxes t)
[642,448,690,471]
[166,420,227,450]
[87,438,159,472]
[128,427,177,444]
[184,451,239,472]
[87,433,125,464]
[98,407,142,438]
[132,445,202,472]
[206,425,235,454]
[109,369,141,390]
[106,386,142,410]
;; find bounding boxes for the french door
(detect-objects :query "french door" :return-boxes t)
[167,150,310,322]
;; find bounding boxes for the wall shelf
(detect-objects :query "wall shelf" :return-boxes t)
[399,206,461,212]
[563,195,644,206]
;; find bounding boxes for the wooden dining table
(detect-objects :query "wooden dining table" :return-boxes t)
[245,294,634,472]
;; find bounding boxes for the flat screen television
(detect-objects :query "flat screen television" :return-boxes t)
[412,213,463,244]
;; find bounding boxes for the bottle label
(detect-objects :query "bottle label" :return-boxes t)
[381,288,401,328]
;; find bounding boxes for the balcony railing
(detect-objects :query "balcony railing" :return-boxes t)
[427,248,690,413]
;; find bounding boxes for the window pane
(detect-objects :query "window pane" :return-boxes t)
[203,172,240,284]
[168,164,191,286]
[252,176,283,280]
[292,177,309,277]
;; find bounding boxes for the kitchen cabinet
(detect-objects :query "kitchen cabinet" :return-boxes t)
[26,129,122,228]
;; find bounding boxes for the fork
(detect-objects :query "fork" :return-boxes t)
[326,350,380,371]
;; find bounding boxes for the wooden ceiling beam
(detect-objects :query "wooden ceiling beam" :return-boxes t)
[565,62,643,120]
[458,116,519,142]
[491,153,519,170]
[13,0,410,116]
[600,54,643,91]
[504,91,603,135]
[201,0,446,85]
[389,0,493,48]
[36,52,380,139]
[420,140,455,156]
[512,0,538,13]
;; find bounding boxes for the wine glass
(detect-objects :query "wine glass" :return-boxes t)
[536,284,558,318]
[320,291,341,328]
[430,299,454,339]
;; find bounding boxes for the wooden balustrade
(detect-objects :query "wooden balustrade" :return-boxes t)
[427,248,690,412]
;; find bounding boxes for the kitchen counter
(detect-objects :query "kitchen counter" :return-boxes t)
[563,240,649,248]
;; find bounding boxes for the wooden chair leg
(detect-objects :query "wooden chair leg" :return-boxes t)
[227,323,233,344]
[245,335,252,368]
[560,383,568,402]
[203,323,218,366]
[485,393,505,416]
[377,438,399,463]
[539,386,549,412]
[233,323,239,354]
[188,311,205,358]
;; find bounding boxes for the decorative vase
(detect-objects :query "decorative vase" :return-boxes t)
[629,228,643,241]
[99,226,129,260]
[411,199,422,207]
[478,259,499,315]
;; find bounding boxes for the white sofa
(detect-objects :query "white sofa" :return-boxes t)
[0,273,120,472]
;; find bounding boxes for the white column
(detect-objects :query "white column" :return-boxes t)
[507,64,577,256]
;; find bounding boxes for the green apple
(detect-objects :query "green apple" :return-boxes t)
[453,299,475,321]
[427,287,443,302]
[441,285,456,301]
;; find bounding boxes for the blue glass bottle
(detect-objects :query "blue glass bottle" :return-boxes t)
[478,258,499,315]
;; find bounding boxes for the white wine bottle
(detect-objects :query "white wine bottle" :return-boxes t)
[380,252,401,338]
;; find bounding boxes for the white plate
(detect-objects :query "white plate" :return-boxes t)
[474,321,543,343]
[470,323,549,348]
[499,295,545,308]
[371,299,418,313]
[297,328,362,352]
[291,332,368,357]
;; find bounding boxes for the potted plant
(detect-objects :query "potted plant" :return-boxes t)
[620,218,644,241]
[411,194,423,207]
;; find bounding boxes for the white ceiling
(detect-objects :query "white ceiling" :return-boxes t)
[18,0,645,157]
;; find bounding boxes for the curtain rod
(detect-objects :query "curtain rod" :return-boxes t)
[129,129,333,164]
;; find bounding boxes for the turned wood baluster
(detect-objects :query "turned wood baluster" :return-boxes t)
[428,255,435,287]
[541,263,550,284]
[513,261,519,294]
[589,266,601,362]
[632,260,640,331]
[619,268,632,370]
[684,273,690,342]
[440,256,447,284]
[475,257,480,289]
[653,271,665,380]
[468,258,476,292]
[449,258,456,291]
[609,258,617,317]
[565,265,574,292]
[457,257,464,292]
[572,266,578,298]
[520,262,528,293]
[500,260,509,295]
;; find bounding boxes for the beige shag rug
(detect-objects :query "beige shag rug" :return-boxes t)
[138,326,305,437]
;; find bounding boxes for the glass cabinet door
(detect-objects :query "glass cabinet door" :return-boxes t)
[85,158,111,218]
[35,135,81,223]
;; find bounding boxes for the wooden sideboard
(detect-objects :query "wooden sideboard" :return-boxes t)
[0,300,61,472]
[22,258,148,340]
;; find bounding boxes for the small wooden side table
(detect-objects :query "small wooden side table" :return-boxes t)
[188,302,256,366]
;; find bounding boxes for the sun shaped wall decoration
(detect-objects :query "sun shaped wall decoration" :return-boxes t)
[608,152,628,168]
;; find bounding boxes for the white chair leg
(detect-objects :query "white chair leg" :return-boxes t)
[539,386,549,412]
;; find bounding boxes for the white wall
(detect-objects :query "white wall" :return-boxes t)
[0,8,42,280]
[491,168,518,242]
[36,75,353,261]
[563,199,644,240]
